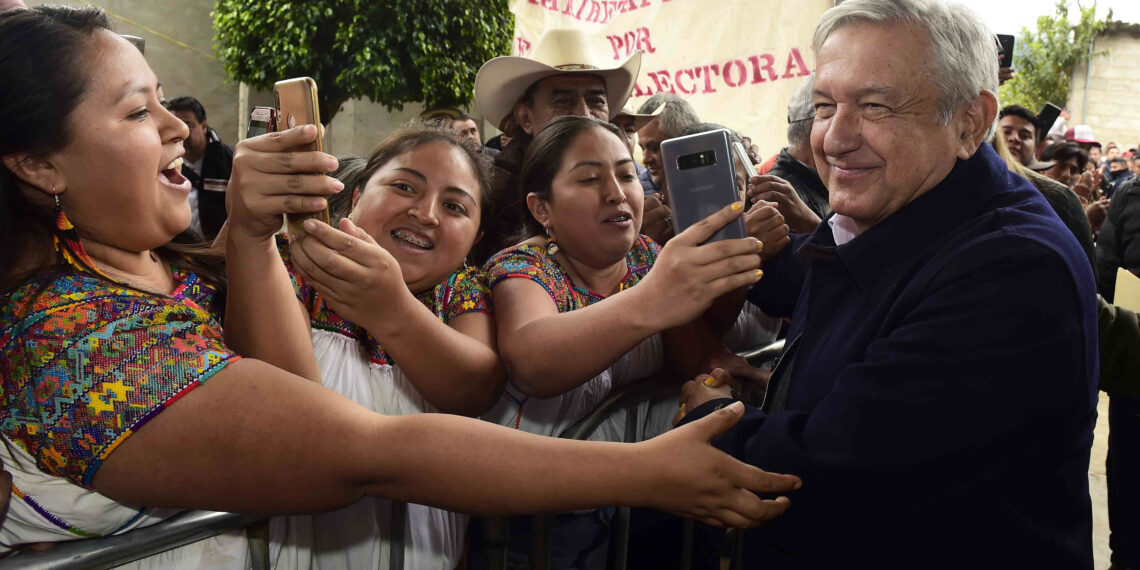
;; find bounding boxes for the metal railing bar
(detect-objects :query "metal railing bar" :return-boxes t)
[389,501,406,570]
[738,338,786,368]
[680,518,694,570]
[0,511,262,570]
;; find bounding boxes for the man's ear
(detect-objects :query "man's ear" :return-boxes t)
[514,103,536,136]
[957,90,999,160]
[526,192,551,228]
[1,153,62,196]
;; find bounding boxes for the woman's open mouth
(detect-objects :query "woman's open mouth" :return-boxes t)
[159,157,191,192]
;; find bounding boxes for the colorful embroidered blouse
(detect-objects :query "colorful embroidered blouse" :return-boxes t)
[0,267,238,488]
[484,235,660,312]
[279,243,491,367]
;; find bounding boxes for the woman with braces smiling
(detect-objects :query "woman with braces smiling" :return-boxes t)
[237,123,506,570]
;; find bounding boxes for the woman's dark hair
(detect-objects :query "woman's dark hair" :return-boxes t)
[355,121,494,260]
[0,6,224,291]
[1041,142,1089,172]
[0,7,110,288]
[515,115,626,239]
[326,155,367,224]
[165,96,207,123]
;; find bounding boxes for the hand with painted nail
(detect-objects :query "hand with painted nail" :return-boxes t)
[702,350,772,392]
[227,124,343,242]
[289,218,415,334]
[647,400,800,527]
[674,367,735,425]
[635,202,765,330]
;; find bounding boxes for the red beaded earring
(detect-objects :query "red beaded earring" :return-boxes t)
[54,193,74,231]
[51,191,101,274]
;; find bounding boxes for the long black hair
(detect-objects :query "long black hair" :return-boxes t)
[0,6,224,291]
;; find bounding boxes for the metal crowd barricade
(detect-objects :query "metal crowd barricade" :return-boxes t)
[479,338,786,570]
[0,511,267,569]
[1,339,784,570]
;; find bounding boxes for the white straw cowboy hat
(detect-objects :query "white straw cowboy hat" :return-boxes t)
[614,102,664,130]
[474,28,642,131]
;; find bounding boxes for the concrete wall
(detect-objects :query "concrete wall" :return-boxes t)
[25,0,488,158]
[1069,26,1140,152]
[27,0,245,146]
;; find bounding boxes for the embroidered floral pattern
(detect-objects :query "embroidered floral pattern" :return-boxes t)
[484,235,659,313]
[0,269,238,488]
[279,240,490,366]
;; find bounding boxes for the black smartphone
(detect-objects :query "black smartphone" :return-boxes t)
[661,129,747,243]
[246,106,277,139]
[1037,103,1062,142]
[997,34,1015,68]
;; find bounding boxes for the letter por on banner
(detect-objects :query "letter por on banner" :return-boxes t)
[608,27,658,61]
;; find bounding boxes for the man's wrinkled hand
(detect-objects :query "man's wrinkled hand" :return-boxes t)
[747,175,821,234]
[642,193,675,245]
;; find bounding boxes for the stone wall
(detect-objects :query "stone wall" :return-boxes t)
[1070,22,1140,152]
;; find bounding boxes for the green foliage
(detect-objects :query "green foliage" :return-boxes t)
[999,0,1107,111]
[212,0,514,123]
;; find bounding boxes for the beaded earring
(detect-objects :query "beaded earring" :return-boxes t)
[544,227,560,256]
[52,191,101,274]
[54,193,75,231]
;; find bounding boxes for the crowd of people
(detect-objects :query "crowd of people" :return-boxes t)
[0,0,1137,569]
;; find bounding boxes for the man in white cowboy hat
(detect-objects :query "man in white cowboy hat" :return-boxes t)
[469,28,641,262]
[474,28,641,139]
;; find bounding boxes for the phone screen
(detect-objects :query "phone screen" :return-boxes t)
[1036,103,1062,142]
[997,34,1015,68]
[246,119,272,139]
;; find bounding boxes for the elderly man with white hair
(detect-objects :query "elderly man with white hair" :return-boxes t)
[677,0,1098,567]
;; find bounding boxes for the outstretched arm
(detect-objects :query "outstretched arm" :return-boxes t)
[496,204,764,397]
[93,358,799,527]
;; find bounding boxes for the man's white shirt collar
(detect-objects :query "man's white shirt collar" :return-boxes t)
[828,214,861,246]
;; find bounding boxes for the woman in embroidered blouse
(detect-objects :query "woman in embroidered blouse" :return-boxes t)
[247,125,504,569]
[484,116,785,438]
[477,116,790,568]
[0,7,800,566]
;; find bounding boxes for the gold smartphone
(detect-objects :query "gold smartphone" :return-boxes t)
[273,77,330,236]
